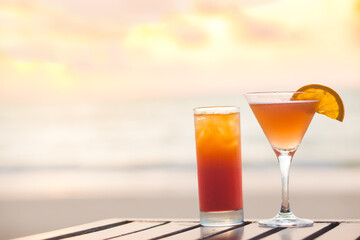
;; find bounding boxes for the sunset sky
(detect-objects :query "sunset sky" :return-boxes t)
[1,0,360,101]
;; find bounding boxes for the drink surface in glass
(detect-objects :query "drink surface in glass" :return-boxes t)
[194,106,243,226]
[245,91,320,228]
[249,100,318,151]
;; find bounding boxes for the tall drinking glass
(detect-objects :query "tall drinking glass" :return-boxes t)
[194,106,243,226]
[245,91,320,227]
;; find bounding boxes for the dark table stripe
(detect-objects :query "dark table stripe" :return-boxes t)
[247,227,286,240]
[104,221,170,240]
[149,224,202,240]
[44,220,132,240]
[302,222,340,240]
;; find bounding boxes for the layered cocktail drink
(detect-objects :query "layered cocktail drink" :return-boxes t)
[194,106,243,226]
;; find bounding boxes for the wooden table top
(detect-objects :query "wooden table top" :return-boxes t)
[14,219,360,240]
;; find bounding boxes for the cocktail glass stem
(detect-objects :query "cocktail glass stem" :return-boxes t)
[258,149,313,227]
[278,151,292,214]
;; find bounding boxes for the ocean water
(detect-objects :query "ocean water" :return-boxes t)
[0,90,360,200]
[1,90,359,170]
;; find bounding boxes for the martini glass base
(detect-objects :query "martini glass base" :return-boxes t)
[259,212,313,228]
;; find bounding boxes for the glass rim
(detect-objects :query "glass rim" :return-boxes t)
[244,90,323,95]
[244,91,324,104]
[193,106,240,114]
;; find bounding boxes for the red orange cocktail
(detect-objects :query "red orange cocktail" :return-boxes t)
[194,106,243,226]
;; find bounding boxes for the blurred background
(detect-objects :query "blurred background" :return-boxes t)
[1,0,360,238]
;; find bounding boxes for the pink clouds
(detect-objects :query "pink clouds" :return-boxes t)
[0,0,359,102]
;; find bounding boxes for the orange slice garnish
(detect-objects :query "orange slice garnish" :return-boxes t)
[292,84,345,122]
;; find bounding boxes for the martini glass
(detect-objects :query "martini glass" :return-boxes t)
[245,91,320,227]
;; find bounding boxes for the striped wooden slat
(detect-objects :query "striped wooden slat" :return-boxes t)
[206,222,276,240]
[159,225,230,239]
[109,222,200,240]
[13,219,360,240]
[263,223,330,240]
[316,222,360,240]
[13,219,127,240]
[68,221,167,240]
